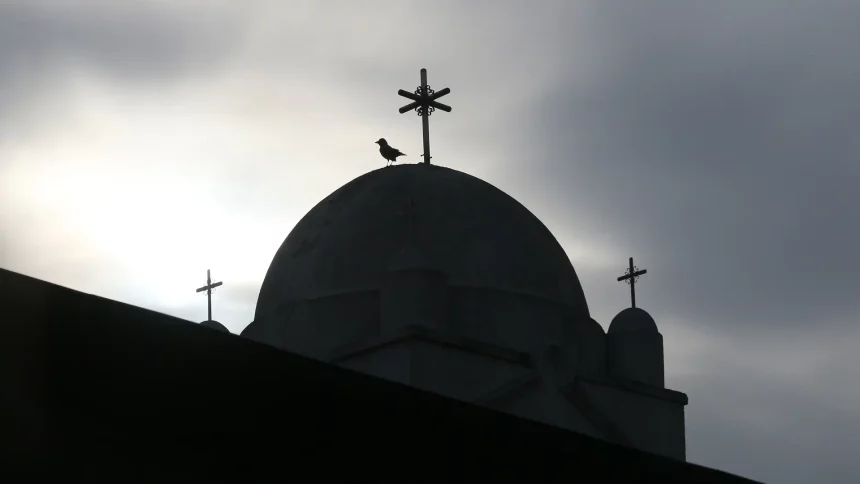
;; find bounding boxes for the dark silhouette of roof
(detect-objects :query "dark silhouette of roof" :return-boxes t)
[1,267,758,483]
[199,319,230,332]
[255,164,590,321]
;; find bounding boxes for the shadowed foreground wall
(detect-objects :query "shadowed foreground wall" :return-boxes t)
[0,268,757,483]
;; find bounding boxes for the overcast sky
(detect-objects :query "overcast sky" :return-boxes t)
[2,1,859,481]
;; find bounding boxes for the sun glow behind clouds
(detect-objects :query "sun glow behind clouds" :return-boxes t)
[0,71,314,313]
[0,58,470,330]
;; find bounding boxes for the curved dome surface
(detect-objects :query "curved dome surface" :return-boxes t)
[608,308,658,334]
[200,320,230,333]
[255,164,589,320]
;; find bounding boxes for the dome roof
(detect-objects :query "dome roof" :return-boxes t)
[386,245,431,272]
[254,164,589,320]
[608,308,658,334]
[200,320,230,333]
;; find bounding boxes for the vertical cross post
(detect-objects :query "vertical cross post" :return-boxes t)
[196,269,223,321]
[420,69,431,165]
[616,257,647,308]
[398,68,452,165]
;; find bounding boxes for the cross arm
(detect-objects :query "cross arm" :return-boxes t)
[617,269,647,281]
[400,100,451,113]
[429,87,450,101]
[429,100,452,112]
[196,281,223,292]
[399,101,421,114]
[398,89,421,102]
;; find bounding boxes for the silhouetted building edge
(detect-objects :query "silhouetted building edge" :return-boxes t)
[1,267,758,483]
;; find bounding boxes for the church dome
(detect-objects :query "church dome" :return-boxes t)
[608,308,658,334]
[386,245,431,272]
[254,164,589,320]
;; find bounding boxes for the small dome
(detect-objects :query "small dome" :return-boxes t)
[200,320,230,333]
[608,308,658,334]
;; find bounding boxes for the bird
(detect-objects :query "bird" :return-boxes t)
[375,138,406,167]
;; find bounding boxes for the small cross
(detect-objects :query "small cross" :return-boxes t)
[396,196,419,244]
[398,68,452,165]
[195,269,223,321]
[616,257,647,308]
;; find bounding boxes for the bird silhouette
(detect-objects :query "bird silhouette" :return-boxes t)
[375,138,406,167]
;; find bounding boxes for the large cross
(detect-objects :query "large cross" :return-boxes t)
[617,257,647,308]
[398,68,452,165]
[195,269,223,321]
[396,196,419,244]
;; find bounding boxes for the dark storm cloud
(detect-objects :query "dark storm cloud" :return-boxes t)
[0,2,241,134]
[516,2,860,330]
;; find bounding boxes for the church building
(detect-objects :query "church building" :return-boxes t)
[242,163,687,460]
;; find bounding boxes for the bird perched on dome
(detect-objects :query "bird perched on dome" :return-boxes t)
[375,138,406,167]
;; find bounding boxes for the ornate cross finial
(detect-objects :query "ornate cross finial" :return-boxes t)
[396,196,419,244]
[398,68,452,165]
[617,257,647,308]
[195,269,223,321]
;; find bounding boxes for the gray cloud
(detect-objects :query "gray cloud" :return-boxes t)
[686,370,860,483]
[0,2,241,81]
[0,1,243,138]
[462,3,860,481]
[514,2,860,331]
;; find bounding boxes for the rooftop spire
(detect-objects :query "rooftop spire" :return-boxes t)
[397,68,452,165]
[617,257,647,308]
[195,269,223,321]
